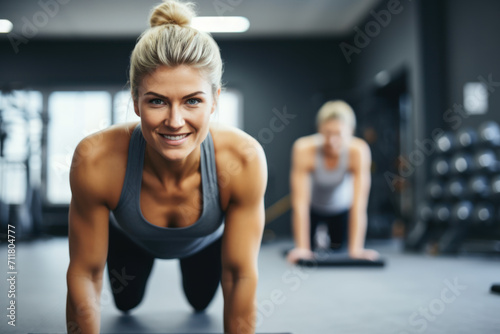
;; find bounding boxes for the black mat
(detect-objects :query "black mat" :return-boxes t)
[283,248,386,267]
[297,256,386,267]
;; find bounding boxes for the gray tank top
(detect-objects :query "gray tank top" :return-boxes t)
[110,124,225,259]
[310,146,353,215]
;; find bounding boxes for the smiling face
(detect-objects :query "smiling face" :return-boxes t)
[319,118,353,155]
[134,65,219,162]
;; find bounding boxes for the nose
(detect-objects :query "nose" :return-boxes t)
[164,105,185,129]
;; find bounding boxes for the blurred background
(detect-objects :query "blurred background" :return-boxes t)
[1,1,500,333]
[1,0,500,254]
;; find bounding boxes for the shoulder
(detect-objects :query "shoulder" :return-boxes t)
[348,137,371,170]
[209,124,267,204]
[210,123,266,169]
[292,134,320,153]
[291,134,319,171]
[70,122,137,207]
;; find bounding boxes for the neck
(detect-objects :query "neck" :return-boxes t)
[322,143,340,158]
[144,144,200,186]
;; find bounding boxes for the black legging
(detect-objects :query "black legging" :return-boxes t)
[106,221,222,312]
[309,208,349,251]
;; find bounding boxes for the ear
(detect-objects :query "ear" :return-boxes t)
[211,87,221,115]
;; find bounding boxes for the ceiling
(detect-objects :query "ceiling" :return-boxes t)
[0,0,381,39]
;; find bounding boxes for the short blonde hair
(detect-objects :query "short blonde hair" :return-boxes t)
[316,100,356,130]
[129,0,223,100]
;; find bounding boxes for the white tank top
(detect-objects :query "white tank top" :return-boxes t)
[310,146,353,215]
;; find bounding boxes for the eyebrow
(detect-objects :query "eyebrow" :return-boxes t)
[143,91,206,100]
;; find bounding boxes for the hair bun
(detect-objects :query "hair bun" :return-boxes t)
[149,0,195,28]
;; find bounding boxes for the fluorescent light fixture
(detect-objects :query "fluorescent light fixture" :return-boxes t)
[192,16,249,33]
[0,19,13,33]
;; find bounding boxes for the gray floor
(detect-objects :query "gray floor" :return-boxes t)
[1,237,499,334]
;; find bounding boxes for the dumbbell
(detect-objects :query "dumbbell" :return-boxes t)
[450,152,474,174]
[417,202,433,223]
[426,180,444,200]
[431,157,450,177]
[491,175,500,202]
[478,121,500,147]
[456,127,478,150]
[444,178,466,200]
[471,202,495,227]
[473,149,498,173]
[436,131,456,154]
[466,175,490,199]
[432,203,450,224]
[450,201,473,225]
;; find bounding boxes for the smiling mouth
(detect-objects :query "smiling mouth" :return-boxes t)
[160,133,189,140]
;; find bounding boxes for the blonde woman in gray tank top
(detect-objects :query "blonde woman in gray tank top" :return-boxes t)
[287,100,379,264]
[66,2,267,333]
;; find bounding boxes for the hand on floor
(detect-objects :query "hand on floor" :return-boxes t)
[287,247,314,264]
[349,248,380,261]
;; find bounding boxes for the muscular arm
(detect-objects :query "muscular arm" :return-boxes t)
[66,139,111,334]
[347,141,372,257]
[287,139,315,263]
[220,138,267,334]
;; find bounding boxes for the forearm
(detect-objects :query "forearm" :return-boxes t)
[348,207,367,253]
[66,274,103,334]
[222,275,258,334]
[292,206,311,250]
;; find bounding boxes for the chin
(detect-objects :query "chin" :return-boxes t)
[159,147,192,161]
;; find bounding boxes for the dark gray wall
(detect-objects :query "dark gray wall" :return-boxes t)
[337,0,425,236]
[445,0,500,128]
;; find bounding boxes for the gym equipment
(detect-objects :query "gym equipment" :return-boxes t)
[444,178,465,200]
[417,202,433,223]
[471,202,494,227]
[297,252,385,267]
[456,127,478,150]
[282,248,385,267]
[436,131,456,154]
[473,149,498,173]
[431,156,449,177]
[0,89,44,240]
[426,180,444,200]
[450,201,473,225]
[478,121,500,147]
[491,175,500,202]
[450,152,474,174]
[432,203,450,224]
[467,175,490,198]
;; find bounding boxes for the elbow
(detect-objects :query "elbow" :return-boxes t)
[222,263,259,284]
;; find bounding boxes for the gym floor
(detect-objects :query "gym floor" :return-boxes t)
[1,237,499,334]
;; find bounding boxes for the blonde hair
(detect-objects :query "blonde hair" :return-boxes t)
[129,0,223,101]
[316,100,356,131]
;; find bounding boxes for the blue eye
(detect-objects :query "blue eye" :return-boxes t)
[186,98,202,105]
[149,98,164,105]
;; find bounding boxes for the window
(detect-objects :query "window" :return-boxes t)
[46,91,111,204]
[113,91,139,124]
[0,90,43,204]
[212,89,244,129]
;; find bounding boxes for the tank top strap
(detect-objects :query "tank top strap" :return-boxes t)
[115,123,145,209]
[200,131,219,201]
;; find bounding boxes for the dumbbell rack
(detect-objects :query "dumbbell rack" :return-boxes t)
[419,122,500,254]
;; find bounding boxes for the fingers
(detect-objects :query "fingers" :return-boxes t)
[286,248,313,264]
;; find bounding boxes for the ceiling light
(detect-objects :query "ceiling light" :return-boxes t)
[0,19,13,34]
[192,16,249,33]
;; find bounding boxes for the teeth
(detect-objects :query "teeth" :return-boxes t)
[162,134,188,140]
